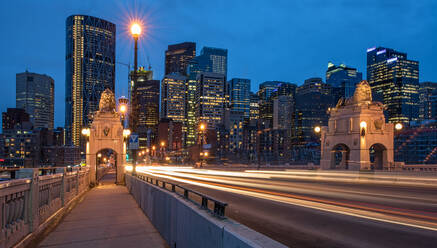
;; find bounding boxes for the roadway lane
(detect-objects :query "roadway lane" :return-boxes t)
[133,167,437,248]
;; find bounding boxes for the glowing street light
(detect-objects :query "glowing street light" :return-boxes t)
[199,123,206,131]
[160,141,165,147]
[395,123,403,131]
[130,23,142,37]
[314,126,321,133]
[123,129,131,137]
[119,104,127,114]
[81,128,90,136]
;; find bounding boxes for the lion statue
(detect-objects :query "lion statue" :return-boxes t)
[98,89,116,113]
[344,80,373,105]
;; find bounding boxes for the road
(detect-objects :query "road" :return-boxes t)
[133,166,437,248]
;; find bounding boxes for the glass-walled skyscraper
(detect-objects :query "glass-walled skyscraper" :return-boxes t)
[326,62,362,100]
[367,47,419,123]
[65,15,116,146]
[16,71,54,130]
[229,78,250,118]
[165,42,196,76]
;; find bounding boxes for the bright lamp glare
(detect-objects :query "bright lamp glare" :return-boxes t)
[131,23,141,36]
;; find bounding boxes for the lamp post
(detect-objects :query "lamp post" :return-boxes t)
[130,22,142,169]
[199,123,206,168]
[160,141,166,161]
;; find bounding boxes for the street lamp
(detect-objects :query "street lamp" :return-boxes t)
[314,126,321,134]
[130,21,142,172]
[199,123,206,168]
[395,123,403,131]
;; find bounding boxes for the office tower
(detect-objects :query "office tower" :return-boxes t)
[258,81,287,127]
[65,15,116,146]
[326,62,362,99]
[419,82,437,121]
[190,47,228,77]
[16,71,54,130]
[367,47,419,123]
[134,69,160,148]
[2,108,30,131]
[249,92,259,121]
[195,72,226,129]
[294,78,333,144]
[273,95,294,130]
[161,73,187,123]
[165,42,196,76]
[228,78,251,118]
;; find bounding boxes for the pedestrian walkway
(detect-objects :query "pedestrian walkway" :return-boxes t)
[38,171,168,248]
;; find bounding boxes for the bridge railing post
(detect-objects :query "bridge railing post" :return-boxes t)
[16,168,39,232]
[55,167,66,207]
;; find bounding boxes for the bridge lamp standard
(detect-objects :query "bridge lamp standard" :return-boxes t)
[395,123,403,131]
[199,123,206,168]
[314,126,321,134]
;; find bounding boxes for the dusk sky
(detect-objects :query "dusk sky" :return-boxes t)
[0,0,436,128]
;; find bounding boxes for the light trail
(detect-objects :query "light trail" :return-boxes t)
[133,166,437,232]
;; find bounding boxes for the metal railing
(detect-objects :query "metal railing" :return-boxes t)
[134,174,228,218]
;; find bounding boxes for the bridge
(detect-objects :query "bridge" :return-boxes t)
[1,88,436,248]
[1,165,436,248]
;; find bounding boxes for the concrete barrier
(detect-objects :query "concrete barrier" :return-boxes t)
[125,174,286,248]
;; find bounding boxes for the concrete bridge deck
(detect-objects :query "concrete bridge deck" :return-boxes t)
[37,171,167,248]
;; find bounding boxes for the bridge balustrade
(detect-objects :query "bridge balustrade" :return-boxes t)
[0,167,91,248]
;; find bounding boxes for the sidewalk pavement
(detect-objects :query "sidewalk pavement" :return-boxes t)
[38,171,168,248]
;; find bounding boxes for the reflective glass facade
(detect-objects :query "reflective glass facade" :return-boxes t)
[367,47,419,123]
[16,72,54,130]
[228,78,250,118]
[165,42,196,76]
[65,15,116,146]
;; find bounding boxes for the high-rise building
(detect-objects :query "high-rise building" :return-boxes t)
[367,47,419,123]
[326,62,362,100]
[199,47,228,77]
[294,78,333,145]
[2,108,30,131]
[273,95,294,130]
[195,72,226,129]
[249,92,259,121]
[65,15,116,146]
[165,42,196,76]
[228,78,250,118]
[16,71,54,130]
[258,81,291,127]
[134,69,160,148]
[419,82,437,121]
[161,73,187,123]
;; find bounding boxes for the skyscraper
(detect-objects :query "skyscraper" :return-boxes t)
[228,78,251,118]
[165,42,196,76]
[258,81,286,127]
[367,47,419,123]
[326,62,362,99]
[249,92,259,121]
[65,15,116,146]
[134,69,160,148]
[16,71,54,130]
[161,73,187,123]
[196,72,226,129]
[200,47,228,77]
[419,82,437,121]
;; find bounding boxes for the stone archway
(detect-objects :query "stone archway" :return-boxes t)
[330,144,350,169]
[369,143,387,170]
[320,81,394,170]
[84,89,128,185]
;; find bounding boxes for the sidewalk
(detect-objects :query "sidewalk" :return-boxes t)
[38,171,168,248]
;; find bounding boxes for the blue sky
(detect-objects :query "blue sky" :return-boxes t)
[0,0,436,128]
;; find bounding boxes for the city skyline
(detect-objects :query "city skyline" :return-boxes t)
[0,1,436,128]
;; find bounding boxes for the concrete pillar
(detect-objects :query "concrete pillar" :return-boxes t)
[88,153,96,185]
[116,153,125,185]
[16,168,39,232]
